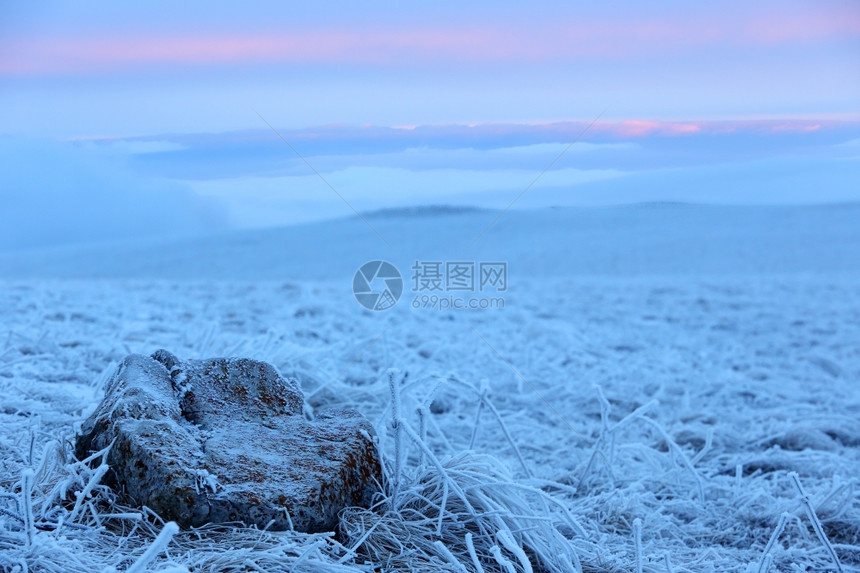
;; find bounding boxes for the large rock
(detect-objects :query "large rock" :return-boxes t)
[75,350,382,532]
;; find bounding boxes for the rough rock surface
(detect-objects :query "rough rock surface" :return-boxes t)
[75,350,382,532]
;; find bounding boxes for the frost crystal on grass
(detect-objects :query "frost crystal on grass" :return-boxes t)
[1,275,859,572]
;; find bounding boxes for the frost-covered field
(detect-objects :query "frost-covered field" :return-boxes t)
[1,206,859,572]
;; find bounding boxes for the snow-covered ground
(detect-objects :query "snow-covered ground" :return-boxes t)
[1,205,859,572]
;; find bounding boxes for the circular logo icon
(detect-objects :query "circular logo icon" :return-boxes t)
[353,260,403,311]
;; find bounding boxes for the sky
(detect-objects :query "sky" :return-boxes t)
[1,1,859,249]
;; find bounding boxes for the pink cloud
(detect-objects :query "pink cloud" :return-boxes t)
[473,118,851,139]
[0,29,524,75]
[742,10,860,44]
[607,120,703,137]
[1,10,858,77]
[594,119,850,138]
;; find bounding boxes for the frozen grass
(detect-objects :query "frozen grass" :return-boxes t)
[1,277,860,572]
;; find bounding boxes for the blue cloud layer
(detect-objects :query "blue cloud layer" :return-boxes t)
[121,121,860,180]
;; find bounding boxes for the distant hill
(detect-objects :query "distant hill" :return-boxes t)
[363,205,489,218]
[0,204,858,280]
